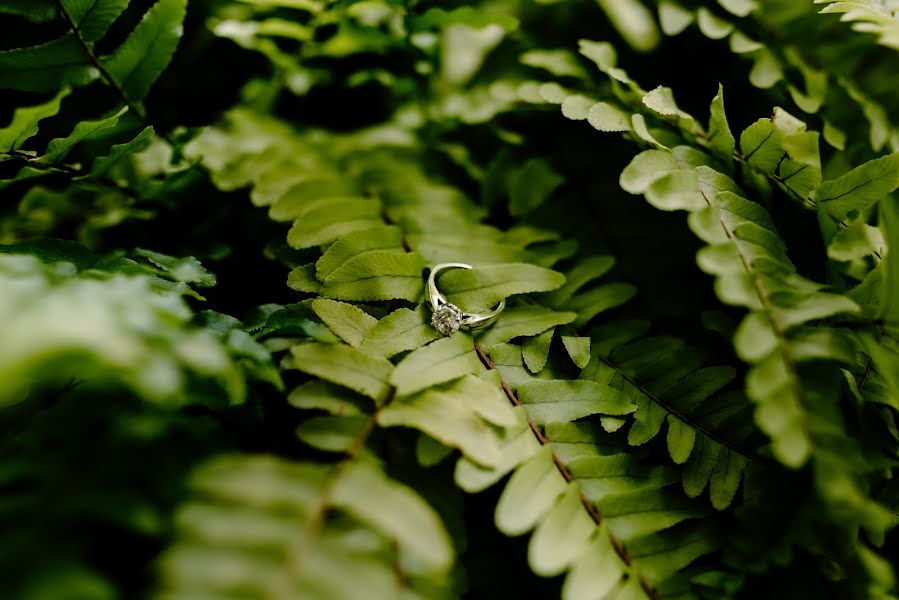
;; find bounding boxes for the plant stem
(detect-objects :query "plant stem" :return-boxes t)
[274,388,398,599]
[3,150,141,199]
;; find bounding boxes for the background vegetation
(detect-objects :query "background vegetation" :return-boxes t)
[2,0,899,598]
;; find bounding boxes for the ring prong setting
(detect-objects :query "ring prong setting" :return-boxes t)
[431,303,463,336]
[426,263,504,334]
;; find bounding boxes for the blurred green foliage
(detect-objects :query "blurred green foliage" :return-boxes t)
[1,0,899,598]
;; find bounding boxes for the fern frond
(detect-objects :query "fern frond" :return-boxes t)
[815,0,899,51]
[578,323,753,510]
[0,246,274,406]
[160,453,458,599]
[655,0,899,153]
[555,41,899,573]
[0,0,183,101]
[464,349,721,599]
[0,0,185,192]
[7,0,899,596]
[0,89,70,154]
[180,105,743,598]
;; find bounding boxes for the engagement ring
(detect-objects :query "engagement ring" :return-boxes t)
[426,263,505,336]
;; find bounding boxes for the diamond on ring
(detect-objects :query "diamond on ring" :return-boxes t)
[426,263,505,335]
[431,303,463,336]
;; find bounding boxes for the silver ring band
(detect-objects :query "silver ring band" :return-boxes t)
[427,263,505,336]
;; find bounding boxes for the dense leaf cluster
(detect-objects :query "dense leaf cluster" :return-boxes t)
[2,1,899,599]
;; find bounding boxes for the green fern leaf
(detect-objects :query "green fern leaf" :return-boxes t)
[561,95,597,121]
[0,36,95,92]
[827,215,885,262]
[494,445,567,536]
[296,414,368,452]
[709,451,747,509]
[587,102,633,133]
[658,2,693,36]
[580,322,750,508]
[0,253,246,405]
[60,0,129,42]
[40,107,127,163]
[643,86,695,125]
[287,264,322,293]
[288,380,367,416]
[595,0,661,52]
[467,370,519,427]
[288,539,401,599]
[781,158,822,198]
[566,454,679,498]
[817,0,899,51]
[0,0,55,21]
[251,304,338,342]
[134,248,217,287]
[89,125,154,175]
[0,89,70,153]
[682,435,722,498]
[311,299,377,348]
[739,119,783,173]
[555,436,718,590]
[652,171,715,213]
[287,198,384,249]
[697,7,734,39]
[622,149,740,213]
[520,48,586,78]
[478,305,577,347]
[546,255,616,306]
[102,0,187,101]
[775,293,861,329]
[625,523,720,584]
[320,251,426,302]
[631,114,668,148]
[545,422,621,462]
[16,4,899,597]
[269,180,358,221]
[628,387,672,444]
[858,333,899,407]
[291,342,393,402]
[522,327,554,373]
[379,375,512,467]
[390,333,481,396]
[708,84,735,156]
[561,335,591,369]
[162,456,454,598]
[620,148,703,195]
[440,262,565,309]
[745,350,809,466]
[359,305,440,359]
[594,487,706,540]
[662,366,737,413]
[561,527,629,600]
[528,484,595,577]
[416,432,455,467]
[879,196,899,323]
[411,6,519,32]
[486,343,535,387]
[315,225,404,281]
[455,408,540,492]
[518,379,637,424]
[610,336,704,393]
[666,416,696,464]
[332,461,454,574]
[816,152,899,218]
